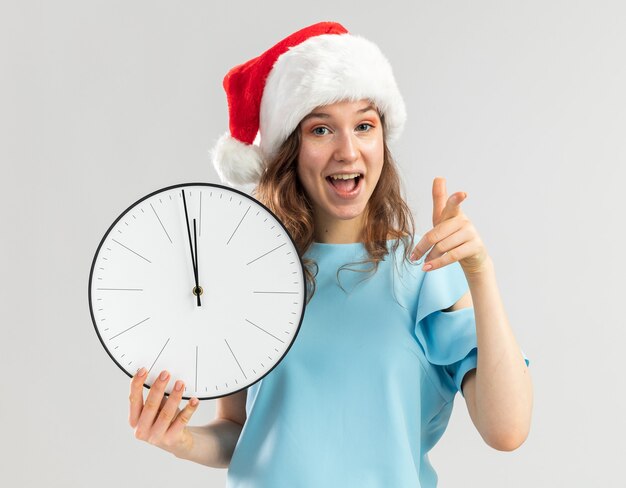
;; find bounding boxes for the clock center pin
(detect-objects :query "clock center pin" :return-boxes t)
[193,286,203,296]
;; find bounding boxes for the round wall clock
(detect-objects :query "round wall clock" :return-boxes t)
[88,182,306,400]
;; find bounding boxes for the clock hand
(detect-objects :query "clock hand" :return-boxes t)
[193,218,201,307]
[181,189,201,306]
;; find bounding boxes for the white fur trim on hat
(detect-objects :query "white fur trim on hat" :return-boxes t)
[259,33,406,163]
[210,132,265,186]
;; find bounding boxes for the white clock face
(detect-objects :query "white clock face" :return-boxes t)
[89,183,306,400]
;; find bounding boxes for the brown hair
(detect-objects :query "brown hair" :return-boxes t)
[252,111,416,304]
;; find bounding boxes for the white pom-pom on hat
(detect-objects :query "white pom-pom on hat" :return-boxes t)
[210,132,265,186]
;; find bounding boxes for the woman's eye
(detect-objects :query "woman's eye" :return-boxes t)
[357,123,373,131]
[312,127,329,136]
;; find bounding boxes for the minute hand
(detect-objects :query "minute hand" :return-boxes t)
[181,189,201,306]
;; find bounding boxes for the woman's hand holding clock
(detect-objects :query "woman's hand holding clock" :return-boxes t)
[129,367,200,458]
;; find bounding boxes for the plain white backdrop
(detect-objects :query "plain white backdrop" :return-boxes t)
[2,1,624,486]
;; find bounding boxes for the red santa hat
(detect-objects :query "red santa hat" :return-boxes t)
[210,21,406,186]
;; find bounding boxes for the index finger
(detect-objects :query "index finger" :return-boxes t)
[432,177,448,226]
[129,367,147,428]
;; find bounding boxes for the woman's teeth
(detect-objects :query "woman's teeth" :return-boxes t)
[329,173,361,180]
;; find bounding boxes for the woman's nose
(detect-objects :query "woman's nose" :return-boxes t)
[333,132,359,162]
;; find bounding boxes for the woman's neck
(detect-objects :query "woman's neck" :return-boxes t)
[313,215,365,244]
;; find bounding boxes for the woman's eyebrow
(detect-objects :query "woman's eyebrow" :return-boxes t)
[357,104,377,115]
[301,105,377,124]
[301,112,330,123]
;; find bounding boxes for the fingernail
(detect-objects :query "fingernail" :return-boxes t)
[423,263,433,271]
[137,367,146,377]
[175,380,183,391]
[159,370,169,381]
[190,398,199,407]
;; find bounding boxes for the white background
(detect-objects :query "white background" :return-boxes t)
[2,1,624,486]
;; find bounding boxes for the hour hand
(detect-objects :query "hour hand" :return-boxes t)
[193,218,201,306]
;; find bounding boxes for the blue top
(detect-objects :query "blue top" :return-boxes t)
[226,238,530,487]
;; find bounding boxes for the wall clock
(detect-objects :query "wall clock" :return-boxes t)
[88,182,306,400]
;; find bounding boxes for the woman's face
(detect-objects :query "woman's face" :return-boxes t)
[296,99,384,238]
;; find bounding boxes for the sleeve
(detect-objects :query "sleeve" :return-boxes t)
[413,260,530,399]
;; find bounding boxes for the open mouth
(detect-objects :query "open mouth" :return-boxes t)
[325,173,363,197]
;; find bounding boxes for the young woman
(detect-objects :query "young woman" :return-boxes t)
[128,21,532,487]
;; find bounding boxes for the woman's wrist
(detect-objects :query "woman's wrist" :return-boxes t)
[172,420,243,469]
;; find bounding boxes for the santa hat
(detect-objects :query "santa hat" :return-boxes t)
[210,21,406,186]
